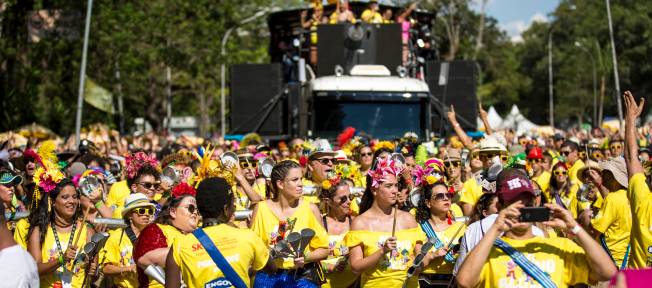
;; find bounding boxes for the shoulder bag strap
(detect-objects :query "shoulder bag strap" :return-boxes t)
[193,228,248,288]
[125,226,138,246]
[494,238,557,288]
[599,234,630,270]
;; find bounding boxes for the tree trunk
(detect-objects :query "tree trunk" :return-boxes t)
[197,92,209,137]
[473,0,487,59]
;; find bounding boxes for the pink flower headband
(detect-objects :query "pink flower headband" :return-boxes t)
[367,158,403,188]
[125,152,159,180]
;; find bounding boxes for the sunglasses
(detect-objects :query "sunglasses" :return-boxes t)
[432,193,453,201]
[528,158,543,163]
[134,207,154,216]
[138,182,160,190]
[610,144,623,150]
[592,153,604,160]
[316,158,334,165]
[579,151,586,158]
[360,152,373,157]
[181,204,197,214]
[554,170,568,176]
[444,161,461,168]
[240,161,257,169]
[519,140,528,145]
[560,151,572,157]
[337,195,353,204]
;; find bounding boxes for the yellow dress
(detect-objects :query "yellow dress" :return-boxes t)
[100,228,138,288]
[627,173,652,268]
[39,223,89,288]
[422,222,466,275]
[321,233,357,288]
[343,227,426,288]
[477,236,590,287]
[250,200,329,269]
[172,224,269,288]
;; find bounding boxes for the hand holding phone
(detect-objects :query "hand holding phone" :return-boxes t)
[519,207,550,222]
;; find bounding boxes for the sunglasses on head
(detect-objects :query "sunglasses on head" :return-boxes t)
[554,170,568,176]
[134,207,154,216]
[444,161,461,168]
[316,158,334,165]
[432,192,453,201]
[138,182,160,190]
[182,204,197,214]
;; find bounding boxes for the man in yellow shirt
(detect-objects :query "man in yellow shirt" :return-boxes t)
[456,168,616,288]
[303,139,336,203]
[361,0,383,23]
[579,158,632,269]
[560,140,584,186]
[623,90,652,268]
[166,177,270,288]
[528,147,551,193]
[101,193,155,288]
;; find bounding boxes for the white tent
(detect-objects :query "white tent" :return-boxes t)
[477,106,504,129]
[499,105,538,134]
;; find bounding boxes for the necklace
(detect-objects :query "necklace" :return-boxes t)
[52,220,78,272]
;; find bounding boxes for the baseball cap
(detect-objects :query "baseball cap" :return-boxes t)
[0,170,22,187]
[496,169,536,203]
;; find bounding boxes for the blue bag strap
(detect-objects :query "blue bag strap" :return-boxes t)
[599,235,630,270]
[193,228,248,288]
[494,238,557,288]
[419,221,455,262]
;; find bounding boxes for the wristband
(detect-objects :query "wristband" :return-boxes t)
[94,200,104,209]
[567,224,582,238]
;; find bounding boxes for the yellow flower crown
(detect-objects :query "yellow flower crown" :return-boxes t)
[192,145,236,188]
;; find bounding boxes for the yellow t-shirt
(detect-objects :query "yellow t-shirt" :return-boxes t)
[568,159,585,186]
[361,9,383,24]
[250,200,329,269]
[343,227,426,288]
[233,182,266,210]
[533,171,551,193]
[100,228,137,288]
[590,189,632,267]
[459,178,483,206]
[422,222,466,275]
[107,180,131,218]
[451,203,463,218]
[477,236,590,288]
[172,224,269,288]
[321,233,357,288]
[145,224,184,288]
[13,218,30,249]
[627,173,652,268]
[40,223,89,288]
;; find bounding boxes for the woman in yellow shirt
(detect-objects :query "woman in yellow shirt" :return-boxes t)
[414,179,466,286]
[547,162,580,216]
[345,158,428,288]
[100,193,155,288]
[318,176,357,288]
[167,177,270,288]
[250,160,330,288]
[27,178,96,288]
[133,185,198,287]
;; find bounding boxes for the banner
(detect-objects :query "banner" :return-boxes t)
[84,78,114,114]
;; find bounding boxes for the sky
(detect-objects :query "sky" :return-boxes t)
[472,0,560,42]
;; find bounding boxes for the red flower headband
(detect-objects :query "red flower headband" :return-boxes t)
[125,152,159,180]
[171,182,196,198]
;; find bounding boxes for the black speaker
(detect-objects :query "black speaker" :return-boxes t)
[230,63,285,135]
[317,24,402,76]
[426,61,478,134]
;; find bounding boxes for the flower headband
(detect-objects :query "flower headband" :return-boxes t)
[321,175,341,190]
[125,152,159,180]
[31,141,65,209]
[412,165,445,187]
[367,158,403,188]
[171,182,196,198]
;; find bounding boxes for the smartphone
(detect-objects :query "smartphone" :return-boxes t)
[519,207,550,222]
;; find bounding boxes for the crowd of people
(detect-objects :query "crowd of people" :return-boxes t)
[1,91,651,288]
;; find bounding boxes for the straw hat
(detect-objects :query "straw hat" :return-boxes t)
[122,193,156,218]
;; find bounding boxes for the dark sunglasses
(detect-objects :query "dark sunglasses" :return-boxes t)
[134,207,154,216]
[560,151,572,157]
[360,152,373,157]
[182,204,197,214]
[444,161,461,168]
[337,195,353,204]
[138,182,160,190]
[316,158,334,165]
[432,193,453,201]
[528,158,543,163]
[240,161,257,169]
[554,170,568,176]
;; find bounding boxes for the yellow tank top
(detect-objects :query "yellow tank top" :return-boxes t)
[421,222,466,275]
[250,200,329,269]
[172,224,269,288]
[321,233,357,288]
[40,223,89,288]
[343,227,426,288]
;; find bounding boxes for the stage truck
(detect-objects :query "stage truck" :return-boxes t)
[229,2,477,141]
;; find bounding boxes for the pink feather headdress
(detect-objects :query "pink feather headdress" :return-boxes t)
[367,158,403,188]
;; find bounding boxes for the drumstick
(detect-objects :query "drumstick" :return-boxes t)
[391,204,398,238]
[73,206,91,248]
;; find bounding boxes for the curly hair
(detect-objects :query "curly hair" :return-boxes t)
[127,164,160,188]
[415,182,449,223]
[27,178,79,245]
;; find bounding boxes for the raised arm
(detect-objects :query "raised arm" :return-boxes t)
[447,105,474,149]
[624,91,645,176]
[478,104,493,135]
